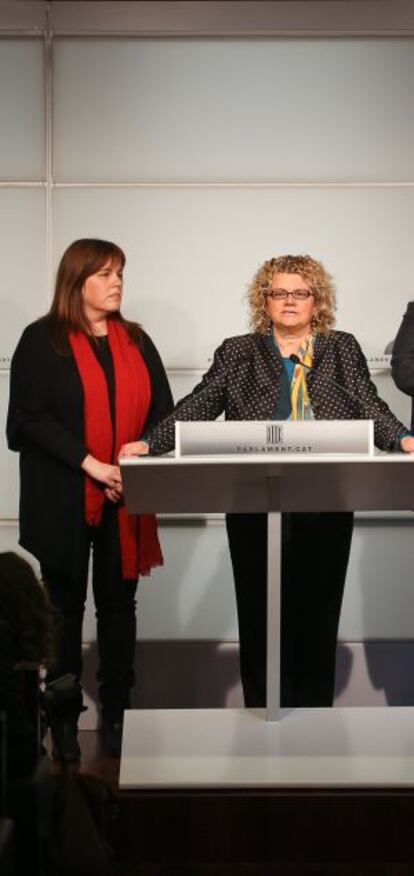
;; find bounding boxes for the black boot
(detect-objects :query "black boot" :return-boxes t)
[101,716,123,758]
[51,716,81,762]
[43,673,84,763]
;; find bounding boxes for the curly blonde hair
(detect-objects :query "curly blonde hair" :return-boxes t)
[247,254,336,335]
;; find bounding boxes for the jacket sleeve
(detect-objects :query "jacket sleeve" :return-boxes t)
[391,302,414,398]
[345,334,408,451]
[6,326,89,469]
[147,339,229,454]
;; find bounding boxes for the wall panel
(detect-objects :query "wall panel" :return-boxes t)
[53,185,414,368]
[0,39,45,180]
[0,189,47,361]
[53,38,414,182]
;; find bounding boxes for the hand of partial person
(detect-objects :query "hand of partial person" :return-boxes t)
[118,441,150,458]
[400,436,414,453]
[104,486,122,503]
[81,454,123,489]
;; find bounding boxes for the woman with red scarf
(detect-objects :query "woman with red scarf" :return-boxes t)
[7,238,173,759]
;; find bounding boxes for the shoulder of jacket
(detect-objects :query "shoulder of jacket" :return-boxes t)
[17,316,53,347]
[324,330,359,347]
[219,333,263,350]
[13,318,68,369]
[136,326,150,349]
[403,301,414,318]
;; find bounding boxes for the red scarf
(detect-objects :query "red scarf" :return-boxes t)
[69,319,163,578]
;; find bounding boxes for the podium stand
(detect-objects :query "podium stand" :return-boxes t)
[119,453,414,789]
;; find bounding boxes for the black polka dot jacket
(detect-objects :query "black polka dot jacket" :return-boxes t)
[148,331,408,454]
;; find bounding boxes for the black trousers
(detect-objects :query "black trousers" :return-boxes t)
[41,502,138,721]
[226,511,354,708]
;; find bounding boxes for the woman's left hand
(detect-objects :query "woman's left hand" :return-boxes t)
[104,486,123,503]
[400,435,414,453]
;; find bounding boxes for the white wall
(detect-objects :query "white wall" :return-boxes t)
[1,2,414,711]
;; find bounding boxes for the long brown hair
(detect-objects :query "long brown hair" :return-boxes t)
[48,238,142,354]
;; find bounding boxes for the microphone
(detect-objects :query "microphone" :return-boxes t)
[288,354,408,438]
[289,353,365,410]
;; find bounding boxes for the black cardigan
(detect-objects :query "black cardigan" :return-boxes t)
[148,330,407,454]
[391,302,414,431]
[7,317,173,576]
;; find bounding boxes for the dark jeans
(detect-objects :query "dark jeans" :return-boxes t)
[226,511,354,708]
[41,502,138,722]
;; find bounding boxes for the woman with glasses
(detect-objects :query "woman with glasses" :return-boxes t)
[120,254,414,708]
[7,238,173,758]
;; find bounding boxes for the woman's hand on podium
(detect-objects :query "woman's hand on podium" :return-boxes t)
[400,435,414,453]
[119,441,150,458]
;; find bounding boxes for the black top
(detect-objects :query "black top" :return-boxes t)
[6,316,173,576]
[148,330,407,454]
[89,336,116,427]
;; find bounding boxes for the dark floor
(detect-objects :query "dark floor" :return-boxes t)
[47,726,121,789]
[42,731,414,876]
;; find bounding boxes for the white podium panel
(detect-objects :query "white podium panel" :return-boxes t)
[176,419,374,457]
[120,707,414,789]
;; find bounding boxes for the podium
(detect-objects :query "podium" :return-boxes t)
[119,451,414,789]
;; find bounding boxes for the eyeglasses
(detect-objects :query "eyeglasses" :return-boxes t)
[263,289,314,301]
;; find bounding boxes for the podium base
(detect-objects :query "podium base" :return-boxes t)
[119,706,414,789]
